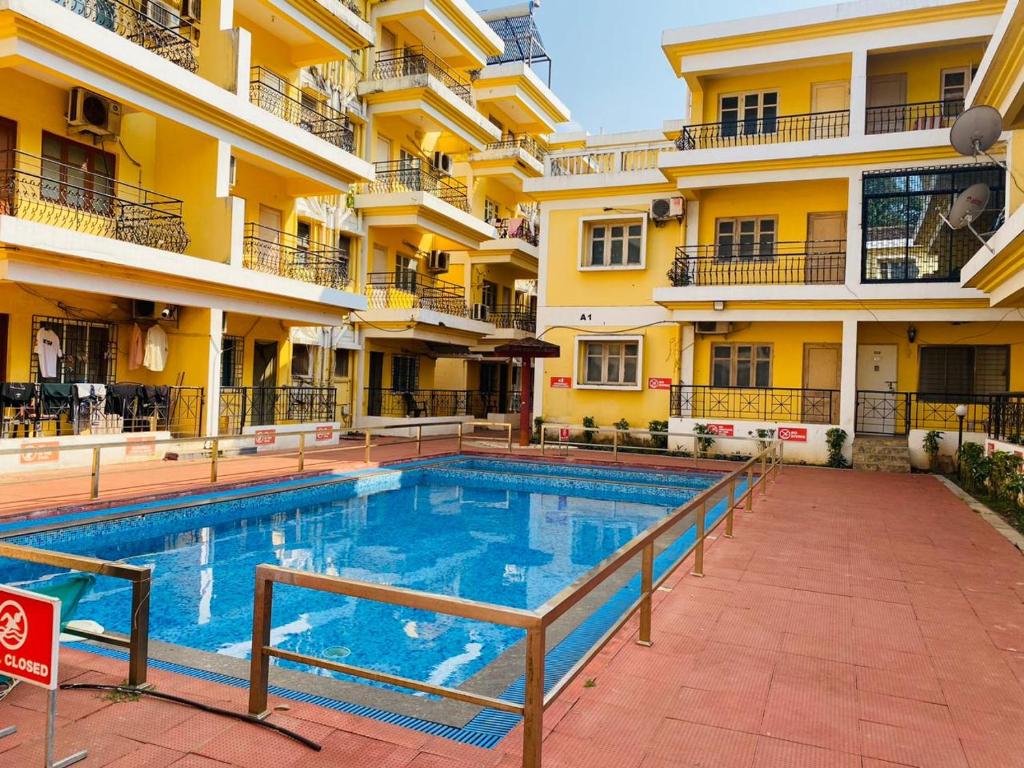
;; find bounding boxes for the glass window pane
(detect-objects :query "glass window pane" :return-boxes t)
[592,226,605,238]
[610,239,623,264]
[713,346,731,359]
[590,240,604,265]
[623,356,637,384]
[717,220,734,235]
[628,224,642,237]
[607,356,620,382]
[712,359,731,387]
[627,237,641,264]
[736,360,751,387]
[611,225,624,238]
[755,360,770,387]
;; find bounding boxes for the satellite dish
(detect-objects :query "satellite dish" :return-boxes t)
[946,183,990,229]
[950,105,1003,156]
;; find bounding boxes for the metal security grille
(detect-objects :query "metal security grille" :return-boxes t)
[30,315,117,383]
[862,164,1005,283]
[220,335,244,387]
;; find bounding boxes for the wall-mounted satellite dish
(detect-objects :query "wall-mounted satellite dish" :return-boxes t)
[940,182,995,253]
[950,105,1003,156]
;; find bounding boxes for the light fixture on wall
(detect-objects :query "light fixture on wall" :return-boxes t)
[713,300,726,312]
[907,325,917,343]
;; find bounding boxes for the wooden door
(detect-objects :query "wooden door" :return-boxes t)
[258,205,283,272]
[866,74,907,134]
[251,340,278,426]
[375,135,391,164]
[806,212,847,283]
[810,81,849,138]
[802,344,841,424]
[368,351,384,416]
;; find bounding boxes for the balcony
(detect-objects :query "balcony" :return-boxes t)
[0,150,189,252]
[363,159,470,212]
[990,393,1024,445]
[675,110,850,151]
[366,272,470,318]
[670,385,839,425]
[549,144,672,176]
[489,305,536,333]
[494,217,539,246]
[855,390,994,435]
[667,241,847,287]
[242,224,349,289]
[249,67,355,152]
[487,136,546,164]
[51,0,198,73]
[865,99,965,134]
[219,386,337,434]
[371,46,473,105]
[366,388,493,418]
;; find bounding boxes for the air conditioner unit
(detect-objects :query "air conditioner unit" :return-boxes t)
[471,303,490,322]
[694,321,732,335]
[432,152,453,175]
[426,250,450,273]
[142,0,180,28]
[181,0,202,22]
[67,88,122,139]
[650,197,685,222]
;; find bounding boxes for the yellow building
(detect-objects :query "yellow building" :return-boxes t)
[528,0,1024,468]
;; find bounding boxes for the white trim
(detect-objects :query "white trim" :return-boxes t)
[572,334,645,391]
[577,214,648,271]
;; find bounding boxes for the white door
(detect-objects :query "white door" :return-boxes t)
[810,81,849,139]
[258,205,283,272]
[375,136,391,164]
[856,344,899,433]
[866,74,907,134]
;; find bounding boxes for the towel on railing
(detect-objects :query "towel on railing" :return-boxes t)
[0,383,34,405]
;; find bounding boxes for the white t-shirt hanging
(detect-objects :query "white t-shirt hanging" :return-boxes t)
[143,324,169,372]
[34,327,63,378]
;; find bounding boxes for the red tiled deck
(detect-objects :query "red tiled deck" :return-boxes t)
[3,463,1023,767]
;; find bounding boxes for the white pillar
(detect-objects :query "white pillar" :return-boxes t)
[205,308,224,437]
[679,322,695,418]
[845,171,862,286]
[839,319,859,438]
[849,48,868,138]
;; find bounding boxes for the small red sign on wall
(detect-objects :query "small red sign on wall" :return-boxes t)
[648,377,673,390]
[255,429,277,447]
[20,442,60,465]
[315,425,334,442]
[559,427,570,441]
[0,584,60,690]
[550,377,572,389]
[707,424,734,437]
[126,437,156,457]
[778,427,808,442]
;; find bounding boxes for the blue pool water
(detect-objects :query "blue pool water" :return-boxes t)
[2,457,721,696]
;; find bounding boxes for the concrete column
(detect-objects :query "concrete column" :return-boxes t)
[839,319,859,438]
[845,171,862,286]
[679,322,695,418]
[849,48,868,138]
[205,308,224,437]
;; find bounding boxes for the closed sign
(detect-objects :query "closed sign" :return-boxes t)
[0,584,60,689]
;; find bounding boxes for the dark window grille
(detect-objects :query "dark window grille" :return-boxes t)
[221,335,244,387]
[391,355,419,392]
[918,345,1009,397]
[30,315,117,384]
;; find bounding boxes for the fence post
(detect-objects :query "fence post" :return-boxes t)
[248,570,274,718]
[90,446,101,500]
[457,422,463,452]
[725,478,736,538]
[210,438,219,483]
[637,541,654,646]
[507,423,513,453]
[522,625,545,768]
[761,451,768,496]
[692,500,706,577]
[540,425,546,456]
[127,571,151,688]
[747,466,754,512]
[364,430,371,463]
[297,433,305,472]
[417,424,423,455]
[613,429,619,462]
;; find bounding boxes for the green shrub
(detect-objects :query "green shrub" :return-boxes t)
[582,416,597,443]
[533,416,544,443]
[692,423,714,456]
[648,420,668,450]
[922,430,943,471]
[958,442,988,492]
[825,428,848,468]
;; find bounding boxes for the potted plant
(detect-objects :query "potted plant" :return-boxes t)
[922,430,943,472]
[693,423,714,458]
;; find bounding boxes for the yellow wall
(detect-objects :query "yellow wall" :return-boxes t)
[224,314,293,387]
[867,43,987,105]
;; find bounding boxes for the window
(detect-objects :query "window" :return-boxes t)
[31,316,116,384]
[481,280,498,311]
[336,234,352,280]
[715,217,776,259]
[296,221,311,265]
[720,91,778,137]
[41,133,115,216]
[391,355,419,392]
[919,345,1008,397]
[220,335,243,387]
[579,339,640,387]
[941,68,972,105]
[395,254,417,291]
[711,344,772,388]
[583,218,644,268]
[333,349,350,379]
[484,198,500,224]
[291,343,312,379]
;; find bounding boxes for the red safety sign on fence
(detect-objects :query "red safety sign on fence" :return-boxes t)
[550,377,572,389]
[648,377,673,390]
[559,427,570,441]
[315,425,334,442]
[778,427,808,442]
[254,429,277,447]
[707,424,734,437]
[0,584,60,690]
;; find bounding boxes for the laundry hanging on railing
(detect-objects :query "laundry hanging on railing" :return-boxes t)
[129,323,145,371]
[143,324,168,372]
[34,325,63,378]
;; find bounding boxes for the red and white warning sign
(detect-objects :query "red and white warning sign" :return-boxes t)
[559,427,570,441]
[707,424,734,437]
[0,584,60,690]
[777,427,808,442]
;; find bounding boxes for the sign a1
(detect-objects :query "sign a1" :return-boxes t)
[648,377,673,390]
[550,376,572,389]
[778,427,808,442]
[707,423,734,437]
[0,584,60,690]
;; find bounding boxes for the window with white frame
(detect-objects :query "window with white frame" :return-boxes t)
[719,91,778,137]
[579,338,641,387]
[715,217,777,259]
[711,344,772,388]
[484,198,500,224]
[291,343,312,379]
[941,68,973,117]
[583,218,644,268]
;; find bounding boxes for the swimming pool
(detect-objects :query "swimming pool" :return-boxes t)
[1,456,727,737]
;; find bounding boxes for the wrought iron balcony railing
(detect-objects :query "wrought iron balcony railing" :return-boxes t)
[249,67,355,151]
[242,223,349,289]
[486,136,546,163]
[670,384,839,426]
[372,46,473,105]
[52,0,198,72]
[362,159,470,212]
[365,388,496,418]
[990,393,1024,445]
[865,99,965,135]
[219,386,337,434]
[676,110,850,150]
[366,271,470,317]
[667,240,847,287]
[0,150,190,252]
[490,305,536,332]
[856,390,995,436]
[493,217,539,246]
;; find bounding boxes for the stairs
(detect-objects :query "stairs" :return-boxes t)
[852,436,911,473]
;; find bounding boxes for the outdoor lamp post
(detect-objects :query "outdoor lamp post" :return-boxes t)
[955,404,968,473]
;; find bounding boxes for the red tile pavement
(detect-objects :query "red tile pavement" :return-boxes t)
[2,463,1024,767]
